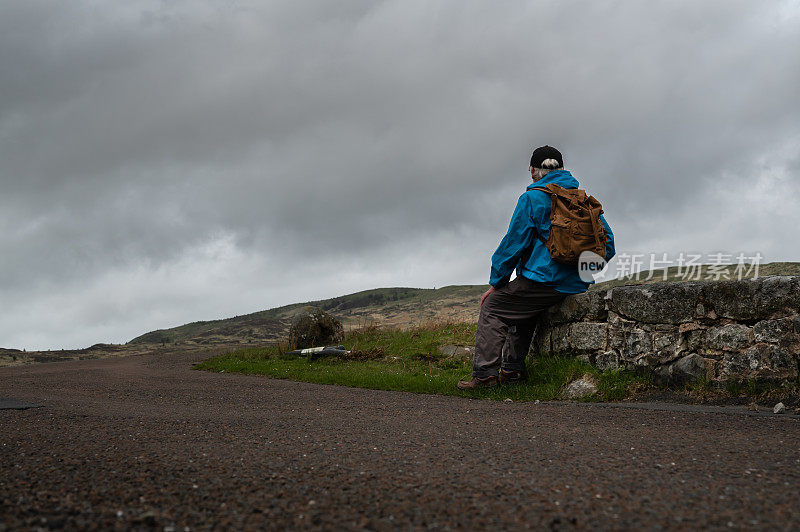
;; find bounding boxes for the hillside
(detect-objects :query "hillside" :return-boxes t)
[130,261,799,348]
[128,285,487,346]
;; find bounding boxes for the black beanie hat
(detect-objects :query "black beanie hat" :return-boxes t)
[530,145,563,168]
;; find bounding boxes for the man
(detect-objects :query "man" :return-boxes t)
[458,145,615,389]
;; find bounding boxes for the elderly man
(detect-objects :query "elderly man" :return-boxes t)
[458,145,615,389]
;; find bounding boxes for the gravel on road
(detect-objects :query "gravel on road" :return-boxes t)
[1,350,799,530]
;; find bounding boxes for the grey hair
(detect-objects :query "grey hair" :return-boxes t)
[532,158,563,180]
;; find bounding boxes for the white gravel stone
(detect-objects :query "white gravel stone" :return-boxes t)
[773,402,786,414]
[561,378,598,399]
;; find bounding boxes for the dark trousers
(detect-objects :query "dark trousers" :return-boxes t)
[473,276,566,378]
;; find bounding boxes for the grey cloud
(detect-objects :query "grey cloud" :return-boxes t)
[2,0,799,348]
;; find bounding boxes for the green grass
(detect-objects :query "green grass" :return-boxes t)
[722,377,798,398]
[193,322,647,402]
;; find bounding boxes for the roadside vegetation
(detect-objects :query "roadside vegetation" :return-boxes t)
[194,321,648,402]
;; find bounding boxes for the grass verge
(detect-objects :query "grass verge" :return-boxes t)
[193,322,648,402]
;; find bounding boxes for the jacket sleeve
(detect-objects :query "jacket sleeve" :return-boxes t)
[489,194,535,288]
[600,213,615,261]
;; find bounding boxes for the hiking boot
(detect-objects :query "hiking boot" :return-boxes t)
[457,375,499,390]
[499,369,528,384]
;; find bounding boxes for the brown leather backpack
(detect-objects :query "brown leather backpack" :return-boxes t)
[530,183,609,265]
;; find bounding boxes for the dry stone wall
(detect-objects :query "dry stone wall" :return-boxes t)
[531,276,800,383]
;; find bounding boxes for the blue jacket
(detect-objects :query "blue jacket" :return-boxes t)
[489,170,615,294]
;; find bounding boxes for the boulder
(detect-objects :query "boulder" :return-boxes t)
[651,329,684,364]
[671,354,706,383]
[570,322,608,351]
[544,290,608,324]
[595,351,620,371]
[702,280,760,320]
[618,327,652,363]
[722,343,798,381]
[757,276,800,317]
[288,306,344,350]
[550,324,571,354]
[531,328,551,355]
[561,377,598,399]
[706,324,753,351]
[685,327,707,351]
[610,283,702,324]
[439,345,475,359]
[753,318,794,343]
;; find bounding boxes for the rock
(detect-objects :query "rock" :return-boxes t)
[544,290,608,324]
[651,330,683,364]
[748,402,758,411]
[706,324,753,351]
[561,377,598,399]
[757,276,800,317]
[703,280,760,320]
[685,328,707,351]
[653,364,672,384]
[550,324,571,354]
[679,321,702,333]
[503,398,513,403]
[618,328,652,363]
[607,310,633,326]
[721,348,759,377]
[570,322,608,351]
[753,318,793,343]
[780,328,800,357]
[531,328,551,355]
[773,402,786,414]
[671,354,706,383]
[135,511,156,526]
[439,345,475,358]
[288,306,344,350]
[723,344,798,381]
[694,303,706,318]
[610,283,702,324]
[595,351,620,371]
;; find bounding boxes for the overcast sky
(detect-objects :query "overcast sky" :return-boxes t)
[2,1,799,350]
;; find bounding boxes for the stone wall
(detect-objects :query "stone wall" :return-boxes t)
[532,276,800,383]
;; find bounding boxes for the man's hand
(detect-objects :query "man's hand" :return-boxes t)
[480,286,496,306]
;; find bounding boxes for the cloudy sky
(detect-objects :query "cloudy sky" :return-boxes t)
[2,1,799,350]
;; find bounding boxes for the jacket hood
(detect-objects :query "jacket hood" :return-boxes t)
[526,169,579,190]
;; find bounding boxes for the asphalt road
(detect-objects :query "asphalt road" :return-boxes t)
[1,351,799,530]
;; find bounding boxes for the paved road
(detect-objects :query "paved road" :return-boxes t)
[1,351,799,530]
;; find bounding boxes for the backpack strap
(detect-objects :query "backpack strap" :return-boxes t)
[530,186,552,245]
[589,205,605,255]
[532,184,587,201]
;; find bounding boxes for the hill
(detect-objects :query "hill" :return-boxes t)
[128,285,487,346]
[130,261,799,348]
